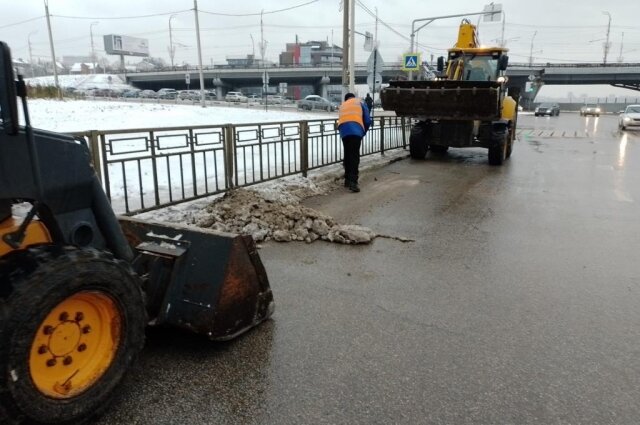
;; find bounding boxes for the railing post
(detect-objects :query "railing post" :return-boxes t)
[149,131,160,207]
[88,130,102,183]
[224,124,236,188]
[188,128,198,197]
[401,117,407,149]
[379,117,385,156]
[300,120,309,177]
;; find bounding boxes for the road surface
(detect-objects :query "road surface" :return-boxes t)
[97,113,640,425]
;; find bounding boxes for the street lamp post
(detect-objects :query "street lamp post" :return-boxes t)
[529,30,537,66]
[602,11,611,64]
[193,0,206,107]
[28,31,37,77]
[618,32,624,63]
[90,21,99,74]
[169,14,177,70]
[408,10,490,80]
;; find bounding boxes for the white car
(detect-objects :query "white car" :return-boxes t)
[225,91,247,102]
[580,104,601,117]
[619,105,640,131]
[297,95,337,112]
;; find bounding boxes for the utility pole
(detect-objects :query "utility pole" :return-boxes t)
[348,0,355,92]
[193,0,206,107]
[373,7,378,109]
[90,21,99,74]
[330,29,333,68]
[341,0,349,99]
[44,0,61,99]
[169,14,177,70]
[618,32,624,63]
[500,11,506,47]
[260,9,268,111]
[28,31,37,78]
[529,30,537,67]
[603,11,611,64]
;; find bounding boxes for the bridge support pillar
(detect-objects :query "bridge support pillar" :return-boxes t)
[212,78,224,101]
[318,76,331,99]
[509,78,544,111]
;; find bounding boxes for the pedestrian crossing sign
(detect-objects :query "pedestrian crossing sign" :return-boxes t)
[402,53,420,71]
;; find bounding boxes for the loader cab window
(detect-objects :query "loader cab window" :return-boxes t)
[462,55,499,81]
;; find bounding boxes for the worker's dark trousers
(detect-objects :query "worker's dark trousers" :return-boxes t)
[342,136,362,184]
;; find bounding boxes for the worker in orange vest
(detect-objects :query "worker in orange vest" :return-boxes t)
[337,93,372,192]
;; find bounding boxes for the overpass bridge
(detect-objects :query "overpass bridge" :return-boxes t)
[125,62,640,105]
[505,62,640,108]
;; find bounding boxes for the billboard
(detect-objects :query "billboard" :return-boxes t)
[103,35,149,57]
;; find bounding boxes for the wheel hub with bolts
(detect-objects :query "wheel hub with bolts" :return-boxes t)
[29,291,121,399]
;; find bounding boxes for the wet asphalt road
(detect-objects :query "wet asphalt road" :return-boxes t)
[98,113,640,425]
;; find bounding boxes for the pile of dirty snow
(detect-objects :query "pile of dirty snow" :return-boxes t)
[193,188,376,244]
[141,176,376,245]
[135,153,414,246]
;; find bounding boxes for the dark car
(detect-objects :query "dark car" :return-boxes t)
[534,103,560,117]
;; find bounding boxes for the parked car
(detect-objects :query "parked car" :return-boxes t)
[297,95,336,112]
[262,95,286,105]
[122,89,140,98]
[225,91,247,102]
[157,88,177,99]
[246,94,261,103]
[139,90,158,99]
[618,104,640,131]
[177,90,202,100]
[580,104,601,117]
[534,103,560,116]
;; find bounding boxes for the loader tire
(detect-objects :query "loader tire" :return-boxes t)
[488,129,508,166]
[0,246,146,425]
[409,123,428,159]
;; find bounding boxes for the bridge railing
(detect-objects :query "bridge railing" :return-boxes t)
[509,62,640,68]
[71,116,410,215]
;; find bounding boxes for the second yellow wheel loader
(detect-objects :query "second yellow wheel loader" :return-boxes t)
[381,19,519,165]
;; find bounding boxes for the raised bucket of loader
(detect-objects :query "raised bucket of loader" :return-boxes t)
[381,80,502,121]
[118,217,274,341]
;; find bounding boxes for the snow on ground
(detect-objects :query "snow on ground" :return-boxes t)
[27,74,132,91]
[25,99,328,133]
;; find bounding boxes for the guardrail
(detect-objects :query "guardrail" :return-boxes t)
[72,116,410,215]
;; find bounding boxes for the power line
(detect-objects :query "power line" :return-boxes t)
[356,1,408,42]
[51,9,190,20]
[0,16,44,29]
[200,0,319,17]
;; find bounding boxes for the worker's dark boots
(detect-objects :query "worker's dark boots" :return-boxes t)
[348,181,360,193]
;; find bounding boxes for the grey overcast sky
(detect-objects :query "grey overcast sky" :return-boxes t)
[1,0,640,97]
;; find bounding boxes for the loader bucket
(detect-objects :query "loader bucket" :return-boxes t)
[118,217,274,341]
[381,80,502,121]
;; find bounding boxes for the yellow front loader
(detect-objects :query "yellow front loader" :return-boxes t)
[381,20,519,165]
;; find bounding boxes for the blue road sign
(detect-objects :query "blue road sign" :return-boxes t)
[402,54,420,71]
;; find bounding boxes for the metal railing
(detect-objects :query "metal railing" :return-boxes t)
[72,116,410,215]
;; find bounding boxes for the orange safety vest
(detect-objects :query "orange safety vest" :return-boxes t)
[337,98,364,129]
